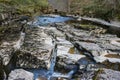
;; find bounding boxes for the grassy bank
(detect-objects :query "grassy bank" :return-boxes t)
[0,0,49,15]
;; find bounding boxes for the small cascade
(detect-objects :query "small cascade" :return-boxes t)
[46,38,58,80]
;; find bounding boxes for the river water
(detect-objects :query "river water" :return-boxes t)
[32,15,74,26]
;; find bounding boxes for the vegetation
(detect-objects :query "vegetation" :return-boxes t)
[0,0,49,15]
[70,0,120,20]
[1,0,120,20]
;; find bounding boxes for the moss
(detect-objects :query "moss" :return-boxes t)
[70,23,98,30]
[93,68,104,80]
[68,47,75,54]
[80,24,98,29]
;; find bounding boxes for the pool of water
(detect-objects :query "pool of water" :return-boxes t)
[33,15,74,26]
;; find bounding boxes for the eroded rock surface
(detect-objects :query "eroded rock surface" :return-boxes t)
[16,27,54,68]
[8,69,34,80]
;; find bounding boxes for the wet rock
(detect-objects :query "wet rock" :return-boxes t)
[8,69,34,80]
[16,27,53,68]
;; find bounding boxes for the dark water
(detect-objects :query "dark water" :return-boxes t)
[33,15,74,26]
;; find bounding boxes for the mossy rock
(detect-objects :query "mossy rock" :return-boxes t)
[71,23,98,30]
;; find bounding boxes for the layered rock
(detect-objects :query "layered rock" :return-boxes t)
[45,27,97,73]
[55,23,120,71]
[16,27,54,68]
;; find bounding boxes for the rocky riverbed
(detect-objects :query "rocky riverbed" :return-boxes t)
[0,14,120,80]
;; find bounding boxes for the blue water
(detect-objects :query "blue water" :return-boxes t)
[33,15,74,26]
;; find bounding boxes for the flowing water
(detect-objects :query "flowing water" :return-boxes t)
[32,15,74,26]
